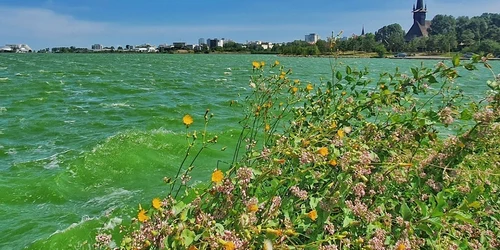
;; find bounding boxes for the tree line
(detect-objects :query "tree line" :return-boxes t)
[277,13,500,56]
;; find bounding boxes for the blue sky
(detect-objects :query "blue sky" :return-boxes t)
[0,0,498,49]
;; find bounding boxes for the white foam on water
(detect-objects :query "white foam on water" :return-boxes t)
[7,148,17,155]
[85,188,135,207]
[0,107,6,114]
[44,157,59,170]
[0,77,8,81]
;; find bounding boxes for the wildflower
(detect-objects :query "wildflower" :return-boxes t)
[260,61,266,67]
[224,241,236,250]
[265,228,283,236]
[274,60,280,66]
[329,159,337,166]
[397,243,406,250]
[290,186,308,200]
[274,158,286,164]
[152,198,162,210]
[137,209,149,222]
[306,84,314,91]
[252,61,261,69]
[183,114,193,127]
[294,79,300,84]
[212,169,224,184]
[308,209,318,221]
[337,129,345,139]
[318,147,329,157]
[188,246,198,250]
[237,167,253,186]
[248,204,259,212]
[280,71,286,79]
[292,87,298,93]
[265,123,270,132]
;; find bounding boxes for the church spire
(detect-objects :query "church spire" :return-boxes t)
[361,25,365,36]
[416,0,424,10]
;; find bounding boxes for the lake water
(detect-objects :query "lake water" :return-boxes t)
[0,54,496,249]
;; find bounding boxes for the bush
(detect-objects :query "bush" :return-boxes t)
[95,57,500,249]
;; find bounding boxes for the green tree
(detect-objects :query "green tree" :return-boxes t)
[478,39,500,55]
[429,15,457,36]
[375,24,405,52]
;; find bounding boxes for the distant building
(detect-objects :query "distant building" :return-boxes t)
[198,38,206,45]
[207,38,224,49]
[305,33,319,44]
[361,25,365,36]
[173,42,186,49]
[2,44,33,53]
[91,44,103,50]
[405,0,431,41]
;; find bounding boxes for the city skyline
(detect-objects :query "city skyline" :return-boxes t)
[0,0,499,49]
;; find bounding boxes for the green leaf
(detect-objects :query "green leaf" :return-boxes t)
[346,66,352,75]
[181,229,195,246]
[400,201,412,221]
[336,71,343,81]
[411,68,419,78]
[417,223,434,237]
[467,201,481,209]
[342,213,355,227]
[449,211,475,224]
[415,200,428,217]
[426,75,438,84]
[173,201,186,216]
[452,54,461,67]
[460,109,473,120]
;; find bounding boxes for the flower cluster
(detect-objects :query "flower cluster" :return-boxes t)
[96,59,500,250]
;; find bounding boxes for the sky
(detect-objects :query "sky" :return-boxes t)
[0,0,499,50]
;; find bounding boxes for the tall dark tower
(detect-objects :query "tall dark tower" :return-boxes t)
[405,0,431,41]
[413,0,427,26]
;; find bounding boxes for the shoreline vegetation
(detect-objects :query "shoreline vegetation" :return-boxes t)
[89,54,500,249]
[4,13,500,59]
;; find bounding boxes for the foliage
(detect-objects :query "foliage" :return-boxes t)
[95,56,500,249]
[375,24,406,52]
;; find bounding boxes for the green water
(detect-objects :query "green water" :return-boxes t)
[0,54,496,249]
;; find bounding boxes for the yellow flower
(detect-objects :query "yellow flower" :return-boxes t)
[224,241,236,250]
[248,204,259,212]
[274,60,280,66]
[137,209,149,222]
[252,61,261,68]
[152,198,162,210]
[307,210,318,221]
[274,158,286,164]
[292,87,298,93]
[265,123,271,132]
[337,129,345,139]
[265,228,282,236]
[183,114,193,127]
[397,243,406,250]
[260,61,266,67]
[318,147,329,157]
[188,246,198,250]
[306,84,314,91]
[211,169,224,184]
[294,79,300,84]
[329,159,337,166]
